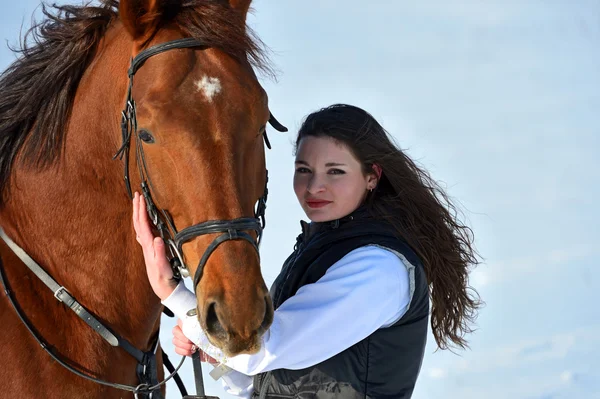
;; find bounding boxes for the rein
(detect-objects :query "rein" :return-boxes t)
[0,227,185,398]
[0,37,287,399]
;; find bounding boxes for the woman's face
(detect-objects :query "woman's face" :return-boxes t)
[293,136,377,222]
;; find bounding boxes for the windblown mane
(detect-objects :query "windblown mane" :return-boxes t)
[0,0,270,206]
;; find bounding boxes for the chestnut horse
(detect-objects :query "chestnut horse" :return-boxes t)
[0,0,279,397]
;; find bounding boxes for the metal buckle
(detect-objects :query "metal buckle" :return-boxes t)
[134,383,150,399]
[53,286,70,302]
[167,239,189,278]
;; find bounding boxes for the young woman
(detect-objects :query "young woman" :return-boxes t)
[133,104,481,398]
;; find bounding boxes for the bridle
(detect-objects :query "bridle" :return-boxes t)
[0,37,286,399]
[114,37,287,290]
[115,37,287,398]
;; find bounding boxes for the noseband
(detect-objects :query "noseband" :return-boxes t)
[114,38,287,289]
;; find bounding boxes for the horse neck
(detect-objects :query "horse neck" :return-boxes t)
[0,24,162,348]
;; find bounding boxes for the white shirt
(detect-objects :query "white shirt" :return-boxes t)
[162,245,414,398]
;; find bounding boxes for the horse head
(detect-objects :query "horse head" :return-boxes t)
[118,0,277,356]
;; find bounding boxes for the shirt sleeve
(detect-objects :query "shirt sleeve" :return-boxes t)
[163,245,411,376]
[218,368,253,398]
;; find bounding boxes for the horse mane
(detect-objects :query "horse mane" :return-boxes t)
[0,0,271,206]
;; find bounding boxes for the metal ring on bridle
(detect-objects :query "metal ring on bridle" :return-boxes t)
[167,238,188,278]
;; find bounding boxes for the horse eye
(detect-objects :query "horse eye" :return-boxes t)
[138,129,155,143]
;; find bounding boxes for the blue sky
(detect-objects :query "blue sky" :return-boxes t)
[1,1,598,398]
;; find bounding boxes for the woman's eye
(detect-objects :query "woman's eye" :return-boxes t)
[138,130,155,143]
[328,169,345,175]
[295,167,311,174]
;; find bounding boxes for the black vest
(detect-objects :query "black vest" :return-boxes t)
[253,209,429,399]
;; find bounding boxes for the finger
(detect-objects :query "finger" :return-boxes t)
[133,194,142,241]
[134,194,148,245]
[173,341,195,356]
[137,195,154,244]
[172,324,183,336]
[173,338,195,351]
[152,237,173,280]
[153,237,167,260]
[174,346,193,357]
[173,336,196,351]
[172,325,183,338]
[139,194,148,225]
[172,325,193,344]
[177,319,184,328]
[132,192,139,232]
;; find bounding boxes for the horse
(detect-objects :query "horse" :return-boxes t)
[0,0,281,397]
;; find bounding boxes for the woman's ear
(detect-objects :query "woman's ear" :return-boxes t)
[367,174,378,190]
[372,163,383,179]
[367,164,382,190]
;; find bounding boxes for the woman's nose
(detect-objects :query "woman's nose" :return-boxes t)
[306,175,326,194]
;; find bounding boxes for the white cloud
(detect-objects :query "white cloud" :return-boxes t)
[560,370,574,383]
[438,326,600,375]
[427,367,447,379]
[471,244,596,288]
[415,328,600,399]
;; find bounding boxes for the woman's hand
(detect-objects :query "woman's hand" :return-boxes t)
[132,192,178,301]
[173,319,218,364]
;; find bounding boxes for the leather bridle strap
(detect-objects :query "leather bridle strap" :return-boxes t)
[0,227,185,397]
[173,218,261,288]
[114,38,207,200]
[0,227,121,347]
[128,38,205,78]
[163,352,189,396]
[174,218,262,244]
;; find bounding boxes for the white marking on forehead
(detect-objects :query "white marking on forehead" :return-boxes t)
[195,75,222,102]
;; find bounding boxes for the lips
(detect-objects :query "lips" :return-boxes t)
[306,200,332,209]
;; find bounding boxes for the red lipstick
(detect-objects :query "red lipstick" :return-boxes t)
[306,200,332,209]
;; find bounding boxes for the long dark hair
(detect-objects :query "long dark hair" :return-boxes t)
[296,104,482,350]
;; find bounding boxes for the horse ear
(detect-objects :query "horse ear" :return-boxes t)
[119,0,163,40]
[228,0,252,20]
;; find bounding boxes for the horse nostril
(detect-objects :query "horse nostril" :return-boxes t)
[205,302,226,339]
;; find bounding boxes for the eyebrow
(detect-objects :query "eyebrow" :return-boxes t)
[295,160,347,167]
